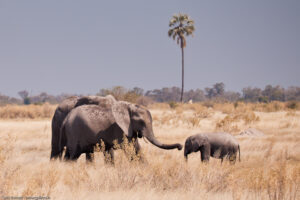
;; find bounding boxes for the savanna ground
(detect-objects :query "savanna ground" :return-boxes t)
[0,102,299,200]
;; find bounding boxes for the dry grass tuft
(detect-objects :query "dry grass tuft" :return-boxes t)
[148,103,171,110]
[215,111,260,133]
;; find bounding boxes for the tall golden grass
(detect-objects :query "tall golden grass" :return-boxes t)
[0,104,56,119]
[0,103,299,199]
[0,101,298,120]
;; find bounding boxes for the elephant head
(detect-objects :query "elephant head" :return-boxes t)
[184,136,202,160]
[113,101,182,150]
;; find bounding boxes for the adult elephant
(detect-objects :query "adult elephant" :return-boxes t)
[60,101,183,162]
[184,132,240,163]
[50,95,116,160]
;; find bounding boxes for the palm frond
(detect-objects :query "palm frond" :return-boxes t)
[179,14,185,22]
[168,29,173,37]
[169,18,177,27]
[172,33,176,40]
[168,13,195,47]
[184,25,195,36]
[187,19,194,25]
[173,14,179,21]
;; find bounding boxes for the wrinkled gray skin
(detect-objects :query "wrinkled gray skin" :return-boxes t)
[61,102,183,162]
[50,95,116,160]
[184,132,240,163]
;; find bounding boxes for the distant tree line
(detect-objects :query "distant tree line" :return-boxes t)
[0,94,21,105]
[146,83,300,103]
[0,83,300,105]
[0,91,76,105]
[241,85,300,102]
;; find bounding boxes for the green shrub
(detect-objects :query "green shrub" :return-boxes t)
[168,101,178,109]
[286,101,298,110]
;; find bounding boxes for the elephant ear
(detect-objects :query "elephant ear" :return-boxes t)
[111,102,133,137]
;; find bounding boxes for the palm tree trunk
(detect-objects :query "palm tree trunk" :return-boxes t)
[180,45,184,102]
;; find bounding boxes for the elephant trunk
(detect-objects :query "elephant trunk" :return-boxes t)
[144,130,182,150]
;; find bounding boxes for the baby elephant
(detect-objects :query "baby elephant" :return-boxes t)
[184,132,240,163]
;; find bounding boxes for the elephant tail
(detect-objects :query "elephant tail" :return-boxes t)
[238,145,241,162]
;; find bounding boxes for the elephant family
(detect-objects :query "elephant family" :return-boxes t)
[60,101,183,162]
[184,132,240,163]
[50,95,116,160]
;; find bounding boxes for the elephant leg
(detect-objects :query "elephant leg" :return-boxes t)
[70,153,81,161]
[85,145,95,162]
[64,148,70,161]
[200,145,210,162]
[229,152,237,164]
[134,139,141,155]
[70,149,82,161]
[133,139,146,162]
[200,151,210,162]
[108,148,114,164]
[69,144,82,161]
[64,148,80,161]
[58,128,67,160]
[58,150,64,161]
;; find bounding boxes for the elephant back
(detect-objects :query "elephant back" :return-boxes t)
[57,96,80,113]
[75,95,117,109]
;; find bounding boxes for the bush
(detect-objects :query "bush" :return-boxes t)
[285,101,298,110]
[168,101,178,109]
[258,96,269,103]
[202,101,214,108]
[23,97,31,105]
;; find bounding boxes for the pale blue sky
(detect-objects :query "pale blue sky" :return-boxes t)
[0,0,299,97]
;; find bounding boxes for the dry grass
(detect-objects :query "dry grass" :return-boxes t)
[0,103,299,199]
[0,104,56,119]
[215,111,260,133]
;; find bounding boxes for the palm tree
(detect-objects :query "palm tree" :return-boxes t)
[168,13,195,102]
